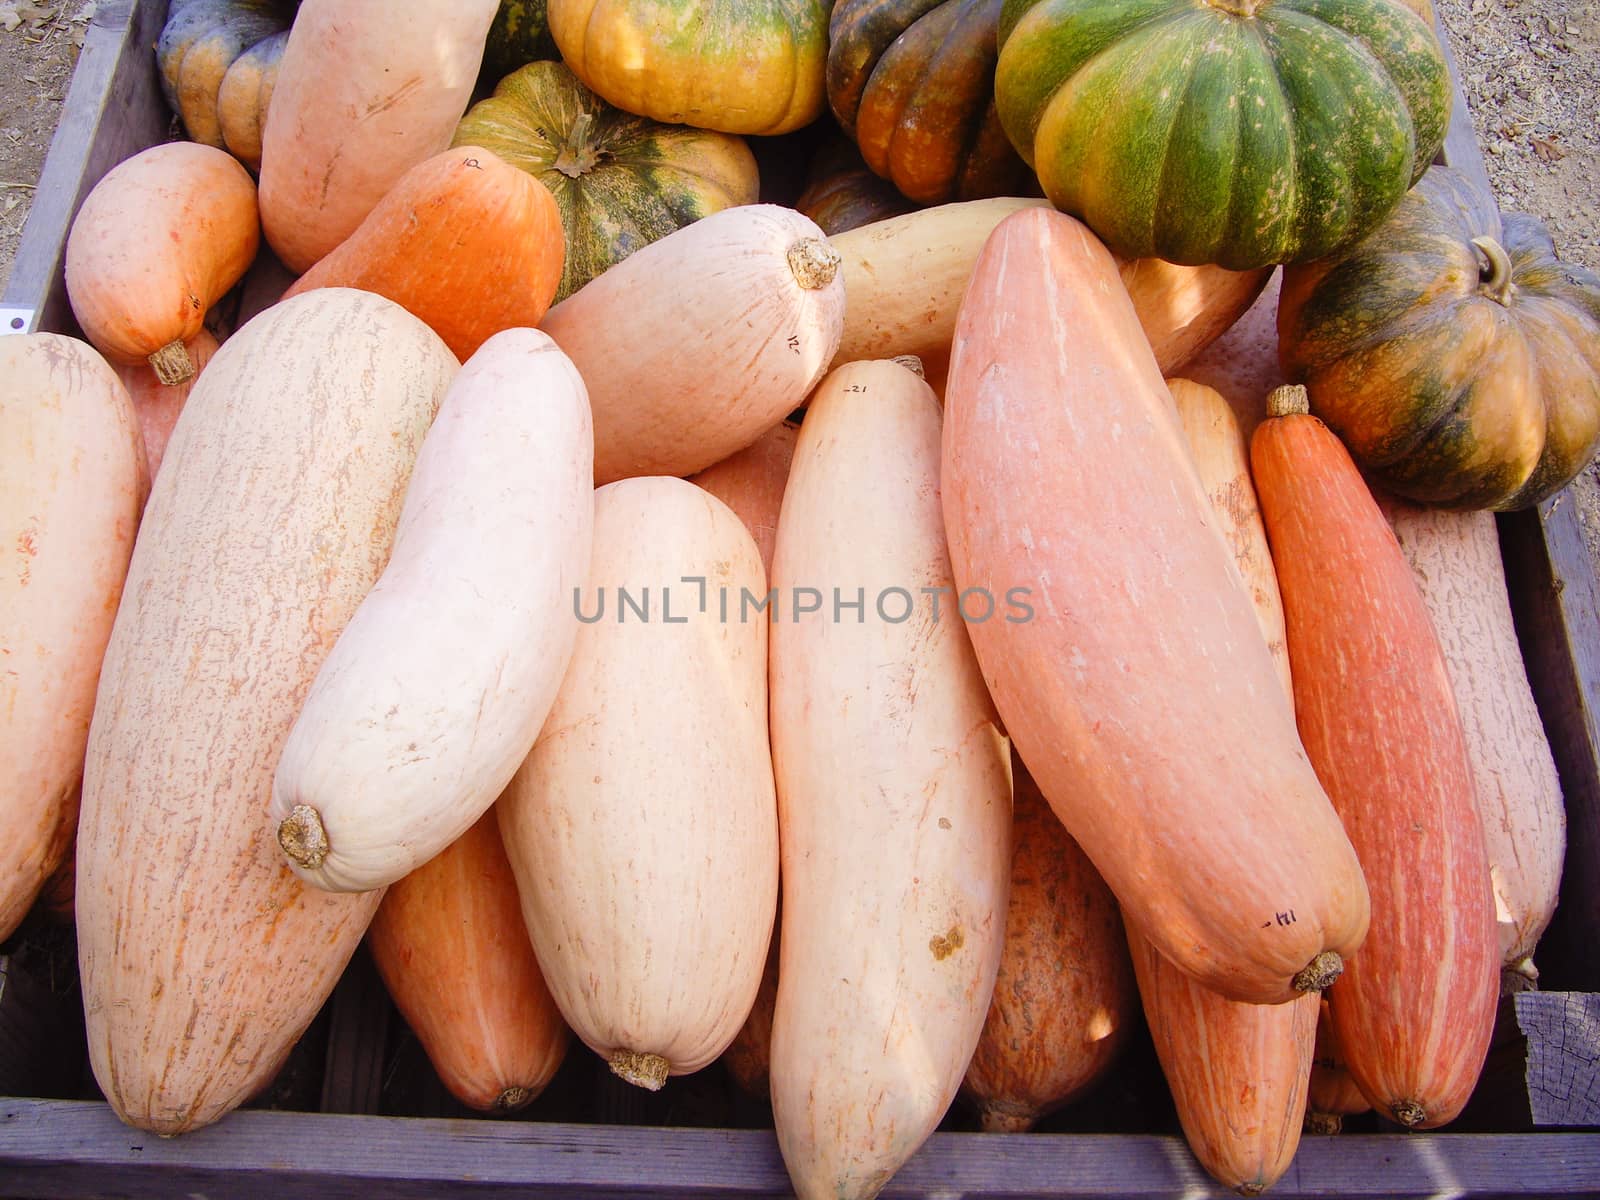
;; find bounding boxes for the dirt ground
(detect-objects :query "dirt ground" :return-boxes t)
[0,0,1597,549]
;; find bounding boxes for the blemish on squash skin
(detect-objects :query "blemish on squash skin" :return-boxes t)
[930,925,964,960]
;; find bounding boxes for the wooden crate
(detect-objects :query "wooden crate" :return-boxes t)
[2,1,1598,1194]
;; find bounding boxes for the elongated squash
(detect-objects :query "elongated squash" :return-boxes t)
[1306,998,1371,1134]
[541,205,844,483]
[1168,378,1291,702]
[77,288,457,1135]
[827,197,1269,376]
[258,0,499,272]
[65,142,258,385]
[271,328,593,893]
[1,335,147,942]
[281,147,566,360]
[688,419,798,1098]
[688,420,800,574]
[941,206,1369,1006]
[1181,272,1287,439]
[961,755,1134,1133]
[499,477,777,1088]
[1251,384,1498,1129]
[367,808,571,1112]
[769,358,1011,1200]
[115,328,220,482]
[1377,495,1565,989]
[1123,373,1316,1194]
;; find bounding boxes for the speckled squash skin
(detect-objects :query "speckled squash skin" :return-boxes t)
[994,0,1451,269]
[1278,165,1600,510]
[827,0,1037,205]
[454,61,760,301]
[483,0,560,81]
[548,0,827,135]
[76,289,457,1136]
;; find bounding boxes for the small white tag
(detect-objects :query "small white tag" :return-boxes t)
[0,307,37,335]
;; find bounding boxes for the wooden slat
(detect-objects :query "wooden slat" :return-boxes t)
[0,0,171,337]
[317,943,391,1116]
[1500,501,1600,994]
[0,1100,1598,1199]
[1517,992,1600,1127]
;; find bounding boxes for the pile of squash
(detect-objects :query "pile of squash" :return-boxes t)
[4,0,1599,1196]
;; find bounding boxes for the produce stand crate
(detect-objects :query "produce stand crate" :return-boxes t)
[3,1,1599,1195]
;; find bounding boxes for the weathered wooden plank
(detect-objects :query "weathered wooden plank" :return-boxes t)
[1500,500,1600,995]
[0,0,171,338]
[2,1100,1599,1199]
[318,943,390,1116]
[1518,991,1600,1128]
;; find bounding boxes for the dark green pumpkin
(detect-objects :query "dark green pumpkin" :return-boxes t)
[794,134,917,235]
[158,0,296,169]
[994,0,1452,269]
[454,62,761,301]
[1277,165,1600,511]
[482,0,560,85]
[827,0,1037,205]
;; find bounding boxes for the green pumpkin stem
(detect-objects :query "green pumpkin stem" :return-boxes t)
[1471,236,1516,306]
[554,111,601,179]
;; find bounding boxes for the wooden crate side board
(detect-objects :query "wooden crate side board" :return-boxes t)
[0,0,172,339]
[1,1101,1599,1200]
[1501,501,1600,995]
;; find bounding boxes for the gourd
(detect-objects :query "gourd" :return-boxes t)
[1251,383,1499,1129]
[367,809,571,1113]
[1128,388,1314,1194]
[548,0,827,135]
[769,357,1010,1200]
[271,328,592,894]
[793,134,915,236]
[258,0,499,272]
[994,0,1452,269]
[157,0,295,171]
[115,328,220,482]
[454,61,761,302]
[281,147,566,360]
[1306,998,1371,1134]
[961,756,1134,1133]
[826,197,1269,376]
[1278,165,1600,510]
[64,142,258,385]
[76,288,457,1135]
[827,0,1034,204]
[540,204,844,483]
[941,205,1370,1006]
[0,335,147,942]
[1378,494,1565,988]
[482,0,560,82]
[499,477,778,1089]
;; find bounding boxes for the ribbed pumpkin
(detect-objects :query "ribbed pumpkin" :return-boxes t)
[548,0,827,135]
[158,0,295,172]
[828,0,1036,205]
[1278,166,1600,510]
[994,0,1452,269]
[454,61,760,301]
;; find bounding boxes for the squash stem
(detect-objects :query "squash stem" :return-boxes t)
[554,112,601,179]
[1392,1099,1427,1127]
[1471,236,1517,306]
[787,238,841,290]
[1206,0,1267,16]
[1292,950,1344,993]
[494,1086,533,1112]
[609,1049,669,1091]
[892,354,925,378]
[277,803,330,870]
[148,338,196,386]
[1303,1111,1344,1136]
[1267,383,1311,418]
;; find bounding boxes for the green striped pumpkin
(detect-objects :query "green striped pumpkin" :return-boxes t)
[994,0,1452,269]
